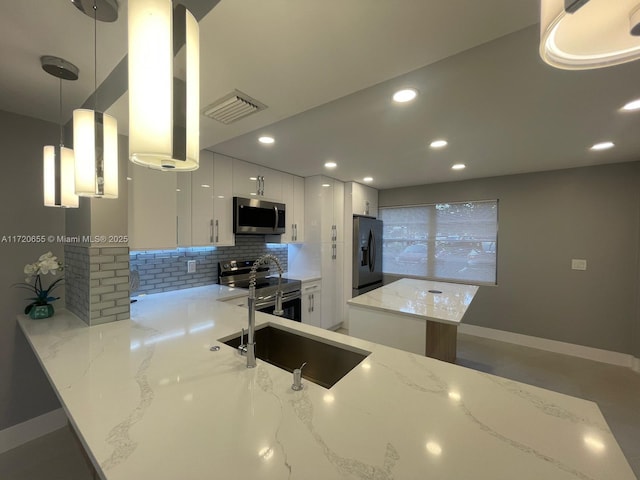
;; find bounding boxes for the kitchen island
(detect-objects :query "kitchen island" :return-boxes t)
[348,278,478,362]
[18,285,636,479]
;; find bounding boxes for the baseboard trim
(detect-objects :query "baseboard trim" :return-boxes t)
[0,408,67,454]
[458,324,639,371]
[632,356,640,374]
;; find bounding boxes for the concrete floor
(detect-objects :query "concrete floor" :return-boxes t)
[1,332,639,479]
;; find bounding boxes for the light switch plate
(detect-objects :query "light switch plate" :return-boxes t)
[187,260,196,273]
[571,259,587,271]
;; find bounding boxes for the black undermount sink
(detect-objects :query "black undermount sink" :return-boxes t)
[219,323,370,389]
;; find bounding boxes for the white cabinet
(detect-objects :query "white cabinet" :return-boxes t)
[176,171,192,246]
[232,159,283,202]
[212,154,234,246]
[191,151,214,245]
[348,182,378,218]
[293,175,345,330]
[128,162,177,250]
[301,280,321,327]
[320,242,344,329]
[178,151,234,247]
[281,173,305,243]
[306,176,344,243]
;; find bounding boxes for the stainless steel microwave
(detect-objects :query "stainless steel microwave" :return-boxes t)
[233,197,286,235]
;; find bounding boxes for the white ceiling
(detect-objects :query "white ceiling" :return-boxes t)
[2,1,640,190]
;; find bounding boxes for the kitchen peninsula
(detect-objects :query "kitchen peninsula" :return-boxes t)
[18,285,635,479]
[348,278,478,362]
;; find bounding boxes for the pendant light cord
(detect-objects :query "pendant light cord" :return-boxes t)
[58,78,64,147]
[94,0,97,110]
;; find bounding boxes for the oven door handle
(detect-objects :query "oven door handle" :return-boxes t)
[255,291,300,308]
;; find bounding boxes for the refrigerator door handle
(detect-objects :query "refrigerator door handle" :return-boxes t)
[368,229,376,272]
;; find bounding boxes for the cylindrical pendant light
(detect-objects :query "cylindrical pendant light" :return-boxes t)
[73,109,118,197]
[540,0,640,69]
[128,0,199,171]
[73,0,119,198]
[42,56,79,208]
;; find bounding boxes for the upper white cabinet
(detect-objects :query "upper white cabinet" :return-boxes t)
[232,159,283,202]
[347,182,378,218]
[128,162,177,250]
[281,173,305,243]
[189,151,235,247]
[212,154,235,246]
[306,176,344,243]
[176,170,192,246]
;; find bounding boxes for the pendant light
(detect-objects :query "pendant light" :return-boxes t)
[128,0,199,171]
[73,0,118,198]
[42,56,79,208]
[540,0,640,69]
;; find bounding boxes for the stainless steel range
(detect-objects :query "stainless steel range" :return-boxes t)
[218,259,302,322]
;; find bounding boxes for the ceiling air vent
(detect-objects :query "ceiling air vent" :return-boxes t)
[202,90,267,125]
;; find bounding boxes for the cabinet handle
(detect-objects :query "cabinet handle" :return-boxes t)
[259,176,265,196]
[215,219,219,243]
[308,294,312,313]
[209,219,214,243]
[291,223,295,242]
[304,285,318,291]
[310,293,314,312]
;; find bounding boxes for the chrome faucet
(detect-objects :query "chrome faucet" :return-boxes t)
[239,254,284,368]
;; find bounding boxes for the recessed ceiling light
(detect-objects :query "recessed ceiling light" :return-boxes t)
[176,188,181,192]
[451,164,466,170]
[258,136,274,144]
[126,177,132,181]
[201,184,211,188]
[621,98,640,112]
[321,183,331,188]
[363,177,373,182]
[392,88,418,103]
[590,141,615,151]
[430,139,448,149]
[324,161,337,169]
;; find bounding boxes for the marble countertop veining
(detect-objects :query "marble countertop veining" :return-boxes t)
[347,278,479,325]
[18,285,636,480]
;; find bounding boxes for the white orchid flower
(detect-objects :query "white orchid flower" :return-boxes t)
[38,251,53,262]
[24,263,37,275]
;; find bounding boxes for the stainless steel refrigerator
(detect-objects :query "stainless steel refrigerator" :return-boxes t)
[352,215,383,297]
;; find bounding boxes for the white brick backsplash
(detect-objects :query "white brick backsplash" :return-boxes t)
[65,245,130,326]
[129,235,288,295]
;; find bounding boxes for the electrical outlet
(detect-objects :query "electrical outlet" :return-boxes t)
[571,259,587,271]
[187,260,196,273]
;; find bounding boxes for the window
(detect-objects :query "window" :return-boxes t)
[380,200,498,284]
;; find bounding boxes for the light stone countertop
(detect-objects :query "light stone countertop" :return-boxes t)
[283,271,322,282]
[18,285,636,480]
[347,278,479,325]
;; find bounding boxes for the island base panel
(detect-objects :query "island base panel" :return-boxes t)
[426,321,457,363]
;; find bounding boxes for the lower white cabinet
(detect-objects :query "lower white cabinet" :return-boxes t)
[301,280,321,327]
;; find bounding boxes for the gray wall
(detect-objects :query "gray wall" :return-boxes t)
[380,162,640,357]
[0,111,63,430]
